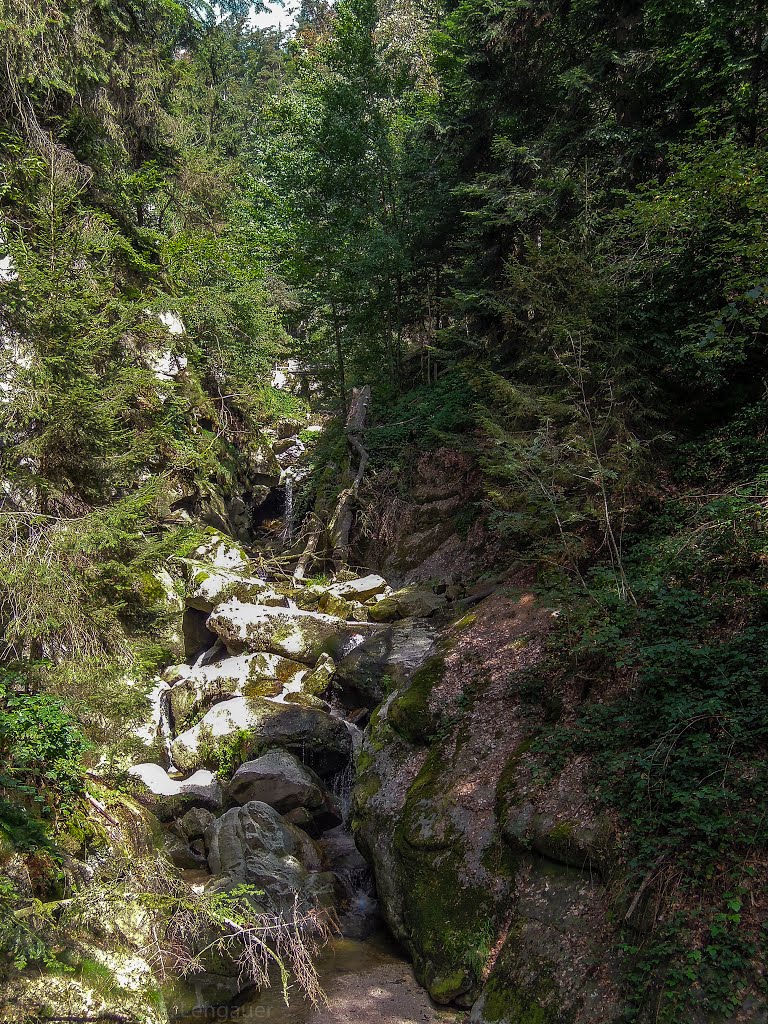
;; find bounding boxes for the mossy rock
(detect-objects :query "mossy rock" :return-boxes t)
[388,653,446,745]
[391,745,500,1005]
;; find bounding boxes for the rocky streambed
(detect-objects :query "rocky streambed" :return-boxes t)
[126,528,453,1020]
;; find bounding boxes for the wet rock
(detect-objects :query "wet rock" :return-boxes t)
[171,697,352,777]
[127,763,222,820]
[167,652,307,731]
[208,599,375,664]
[335,619,437,707]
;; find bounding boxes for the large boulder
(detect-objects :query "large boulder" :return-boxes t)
[186,564,287,613]
[207,600,375,664]
[127,763,222,821]
[354,594,624,1017]
[167,652,307,732]
[171,696,352,777]
[334,619,437,707]
[227,749,342,834]
[322,574,390,603]
[205,800,335,910]
[368,587,447,622]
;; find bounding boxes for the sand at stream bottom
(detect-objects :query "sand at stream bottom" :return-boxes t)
[234,932,466,1024]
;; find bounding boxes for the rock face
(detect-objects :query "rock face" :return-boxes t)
[171,696,352,777]
[335,619,437,707]
[127,763,223,820]
[354,594,624,1021]
[208,600,373,663]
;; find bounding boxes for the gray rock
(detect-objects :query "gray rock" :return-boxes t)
[227,749,325,812]
[204,801,334,910]
[335,619,437,707]
[179,806,215,842]
[369,588,447,622]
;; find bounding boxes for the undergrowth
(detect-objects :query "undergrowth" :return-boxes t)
[527,475,768,1020]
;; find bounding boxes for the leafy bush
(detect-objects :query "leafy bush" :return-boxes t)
[0,669,88,850]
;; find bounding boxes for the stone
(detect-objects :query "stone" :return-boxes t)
[299,652,336,696]
[168,652,307,731]
[283,692,333,713]
[171,696,352,777]
[369,587,447,621]
[186,565,287,613]
[126,763,222,821]
[179,806,215,842]
[227,749,325,812]
[204,801,334,910]
[165,833,207,870]
[207,600,374,664]
[325,573,389,602]
[193,533,249,572]
[334,620,437,707]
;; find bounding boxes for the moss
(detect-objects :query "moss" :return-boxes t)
[388,654,446,745]
[495,736,537,809]
[392,743,499,1004]
[481,981,555,1024]
[453,612,478,631]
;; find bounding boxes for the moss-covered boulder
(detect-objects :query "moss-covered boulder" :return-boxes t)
[167,652,307,731]
[171,696,352,777]
[185,563,288,613]
[208,599,376,664]
[354,594,624,1019]
[368,587,448,622]
[335,619,437,707]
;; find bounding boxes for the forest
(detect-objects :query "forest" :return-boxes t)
[1,1,767,1022]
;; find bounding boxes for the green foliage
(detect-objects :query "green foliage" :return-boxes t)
[365,367,478,462]
[0,668,88,850]
[531,477,768,1018]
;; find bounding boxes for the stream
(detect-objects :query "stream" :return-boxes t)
[227,932,462,1024]
[133,418,460,1024]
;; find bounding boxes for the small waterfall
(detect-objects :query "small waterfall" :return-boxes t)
[282,472,295,542]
